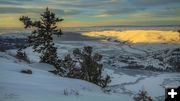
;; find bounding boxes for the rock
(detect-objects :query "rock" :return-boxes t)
[20,69,32,74]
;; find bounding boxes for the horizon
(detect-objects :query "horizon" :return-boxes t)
[0,0,180,28]
[0,24,179,33]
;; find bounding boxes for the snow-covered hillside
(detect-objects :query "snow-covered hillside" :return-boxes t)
[0,52,132,101]
[1,30,180,101]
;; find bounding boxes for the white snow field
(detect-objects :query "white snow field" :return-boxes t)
[0,52,132,101]
[1,30,180,101]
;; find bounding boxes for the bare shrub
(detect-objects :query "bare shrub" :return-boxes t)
[134,89,153,101]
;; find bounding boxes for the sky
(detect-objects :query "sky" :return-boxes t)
[0,0,180,28]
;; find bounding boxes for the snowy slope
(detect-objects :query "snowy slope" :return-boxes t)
[1,30,180,101]
[0,52,132,101]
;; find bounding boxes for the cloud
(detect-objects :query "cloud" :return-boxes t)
[0,1,20,5]
[0,0,180,27]
[0,7,82,16]
[94,14,111,17]
[0,0,47,5]
[132,0,180,6]
[132,7,180,18]
[96,7,146,17]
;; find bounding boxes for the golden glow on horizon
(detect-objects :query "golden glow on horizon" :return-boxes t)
[0,13,38,28]
[0,12,180,28]
[0,17,21,28]
[82,30,180,43]
[0,0,179,28]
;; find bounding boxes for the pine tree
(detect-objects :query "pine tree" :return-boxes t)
[19,7,63,70]
[65,46,111,88]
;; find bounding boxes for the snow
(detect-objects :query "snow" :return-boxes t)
[6,47,41,63]
[0,52,132,101]
[105,68,180,100]
[29,63,55,71]
[125,73,180,98]
[1,30,180,101]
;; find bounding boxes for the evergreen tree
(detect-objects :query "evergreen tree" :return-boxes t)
[19,7,63,71]
[65,46,111,88]
[62,54,76,76]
